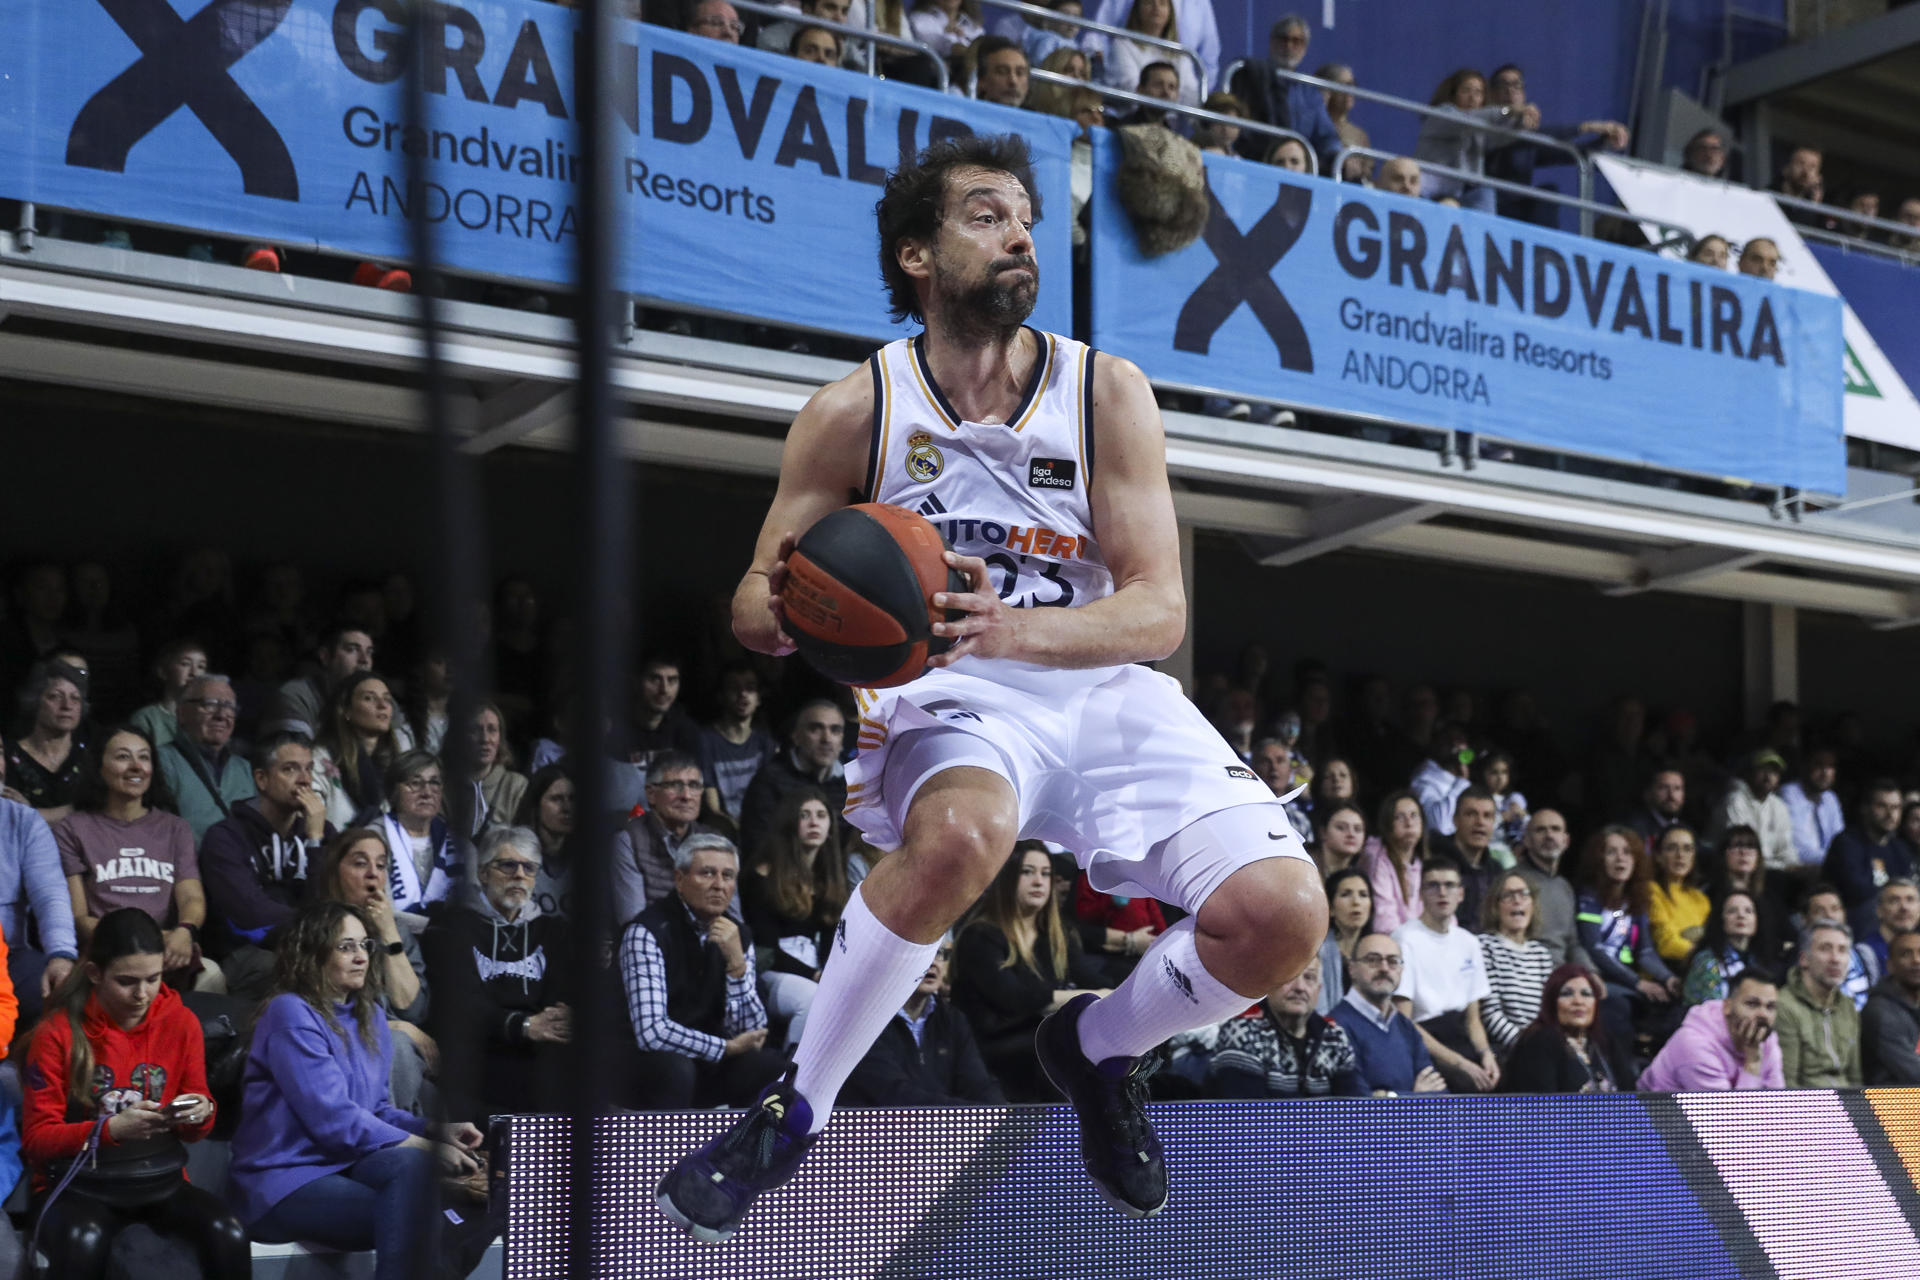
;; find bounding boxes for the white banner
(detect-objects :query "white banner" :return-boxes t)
[1595,154,1920,451]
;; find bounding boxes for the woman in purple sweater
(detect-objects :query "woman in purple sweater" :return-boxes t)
[228,902,480,1279]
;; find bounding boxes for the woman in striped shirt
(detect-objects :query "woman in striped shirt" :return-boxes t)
[1478,869,1556,1056]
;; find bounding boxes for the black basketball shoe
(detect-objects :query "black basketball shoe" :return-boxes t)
[655,1072,820,1243]
[1035,992,1169,1218]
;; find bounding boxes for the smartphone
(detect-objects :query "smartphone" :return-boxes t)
[166,1094,201,1117]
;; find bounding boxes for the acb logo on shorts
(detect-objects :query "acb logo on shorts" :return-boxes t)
[905,432,944,483]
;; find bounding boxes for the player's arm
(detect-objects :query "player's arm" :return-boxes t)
[931,355,1184,669]
[733,370,875,656]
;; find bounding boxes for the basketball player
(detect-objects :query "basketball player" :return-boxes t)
[658,134,1326,1240]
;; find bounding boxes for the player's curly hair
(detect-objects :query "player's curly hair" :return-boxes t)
[876,133,1042,326]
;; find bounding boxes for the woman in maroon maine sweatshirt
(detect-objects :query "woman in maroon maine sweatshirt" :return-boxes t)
[21,907,249,1280]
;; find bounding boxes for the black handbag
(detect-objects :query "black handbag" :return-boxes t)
[42,1129,188,1209]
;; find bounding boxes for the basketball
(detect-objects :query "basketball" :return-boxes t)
[781,503,967,688]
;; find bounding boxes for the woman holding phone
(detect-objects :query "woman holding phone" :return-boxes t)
[21,908,248,1280]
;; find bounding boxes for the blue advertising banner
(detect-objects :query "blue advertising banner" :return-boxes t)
[0,2,1075,340]
[1089,133,1847,492]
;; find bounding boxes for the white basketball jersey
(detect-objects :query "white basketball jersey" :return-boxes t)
[864,328,1112,613]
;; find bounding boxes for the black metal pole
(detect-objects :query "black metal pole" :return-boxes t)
[568,0,630,1275]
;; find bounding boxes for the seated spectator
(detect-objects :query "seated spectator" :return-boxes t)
[1315,62,1369,179]
[952,843,1107,1101]
[790,25,842,66]
[1780,748,1843,869]
[156,674,255,842]
[1086,0,1217,91]
[1772,145,1832,228]
[1357,788,1427,934]
[1250,738,1311,838]
[1858,878,1920,985]
[1102,0,1196,107]
[55,726,219,991]
[1689,234,1731,268]
[1316,867,1373,1015]
[1477,869,1554,1057]
[377,750,461,926]
[1311,755,1358,813]
[1797,882,1872,1010]
[1638,970,1783,1091]
[1268,136,1311,171]
[1115,60,1183,126]
[628,655,703,772]
[422,827,570,1124]
[1482,61,1627,225]
[312,672,405,829]
[843,936,1005,1106]
[230,902,481,1278]
[612,752,716,926]
[969,35,1030,107]
[1862,929,1920,1084]
[1737,236,1780,280]
[1410,722,1472,837]
[1775,921,1860,1088]
[1681,128,1728,179]
[1712,823,1790,948]
[1412,68,1536,213]
[1890,196,1920,252]
[755,0,849,56]
[22,909,244,1280]
[909,0,983,61]
[271,622,375,740]
[1209,956,1365,1098]
[1821,778,1914,939]
[2,562,67,700]
[696,664,776,830]
[1476,750,1527,858]
[199,730,331,998]
[1576,825,1678,1040]
[1313,801,1366,876]
[1513,808,1583,966]
[1685,890,1768,1006]
[403,650,451,756]
[686,0,743,41]
[1647,824,1709,971]
[1393,858,1499,1091]
[1709,749,1794,871]
[1191,91,1244,155]
[621,832,785,1108]
[1620,762,1685,850]
[1500,963,1633,1092]
[739,699,847,856]
[1226,15,1339,168]
[1374,155,1422,196]
[313,829,434,1114]
[740,788,847,1047]
[514,763,575,918]
[128,638,208,751]
[1072,862,1166,987]
[1018,0,1086,68]
[1027,45,1095,119]
[463,702,527,840]
[0,742,79,1022]
[1434,786,1500,929]
[7,659,91,822]
[1329,933,1445,1096]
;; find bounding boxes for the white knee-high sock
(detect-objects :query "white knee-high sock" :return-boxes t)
[790,885,940,1133]
[1076,916,1253,1065]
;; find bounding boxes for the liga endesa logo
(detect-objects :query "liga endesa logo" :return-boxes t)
[64,0,299,201]
[1173,180,1315,374]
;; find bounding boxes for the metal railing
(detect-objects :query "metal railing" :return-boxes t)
[1769,190,1920,269]
[1028,68,1316,174]
[1332,145,1697,251]
[979,0,1209,102]
[729,0,948,91]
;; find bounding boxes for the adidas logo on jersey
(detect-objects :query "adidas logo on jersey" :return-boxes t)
[917,494,948,517]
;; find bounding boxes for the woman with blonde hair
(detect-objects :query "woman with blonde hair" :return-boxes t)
[1026,45,1093,118]
[1101,0,1196,105]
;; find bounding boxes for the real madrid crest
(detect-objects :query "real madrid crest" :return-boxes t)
[905,431,944,483]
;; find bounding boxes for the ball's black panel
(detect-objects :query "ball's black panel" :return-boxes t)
[799,634,917,686]
[795,507,929,642]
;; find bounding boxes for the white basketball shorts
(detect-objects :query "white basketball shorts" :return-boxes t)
[844,659,1312,913]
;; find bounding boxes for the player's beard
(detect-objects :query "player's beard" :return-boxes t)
[935,255,1039,342]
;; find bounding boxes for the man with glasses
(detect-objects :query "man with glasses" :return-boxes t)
[1392,857,1500,1091]
[422,826,574,1126]
[686,0,743,42]
[1329,933,1445,1095]
[844,935,1005,1106]
[613,752,720,926]
[158,674,256,842]
[1482,61,1628,226]
[1226,14,1340,170]
[621,832,786,1109]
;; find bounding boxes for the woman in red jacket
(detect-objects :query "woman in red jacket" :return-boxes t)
[21,907,249,1280]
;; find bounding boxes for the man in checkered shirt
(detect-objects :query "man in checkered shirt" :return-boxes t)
[620,832,786,1108]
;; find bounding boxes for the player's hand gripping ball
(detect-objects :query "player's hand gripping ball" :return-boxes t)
[781,504,967,687]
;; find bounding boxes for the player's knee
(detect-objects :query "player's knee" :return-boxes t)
[1197,858,1328,987]
[911,807,1017,884]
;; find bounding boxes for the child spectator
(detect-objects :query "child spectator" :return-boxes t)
[127,639,208,752]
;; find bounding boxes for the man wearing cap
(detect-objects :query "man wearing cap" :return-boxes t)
[1709,749,1795,872]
